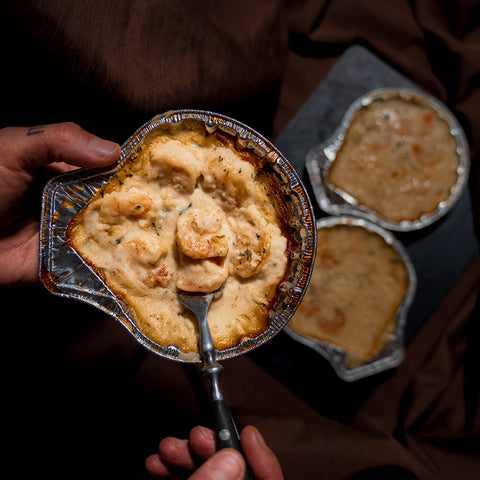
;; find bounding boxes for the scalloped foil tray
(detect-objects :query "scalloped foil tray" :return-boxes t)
[39,110,316,363]
[306,88,470,231]
[285,215,417,381]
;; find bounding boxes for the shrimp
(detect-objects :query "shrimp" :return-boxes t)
[230,206,270,278]
[117,231,168,267]
[201,149,256,208]
[148,141,201,192]
[176,207,229,259]
[177,256,228,293]
[99,187,152,223]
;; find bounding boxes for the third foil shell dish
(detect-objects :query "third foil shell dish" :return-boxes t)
[286,215,417,381]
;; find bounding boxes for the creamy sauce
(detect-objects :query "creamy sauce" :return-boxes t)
[290,225,409,362]
[328,98,459,222]
[68,121,288,354]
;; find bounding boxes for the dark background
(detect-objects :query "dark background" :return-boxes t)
[1,1,479,479]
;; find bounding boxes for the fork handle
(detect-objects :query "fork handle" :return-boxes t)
[212,399,242,450]
[202,362,241,450]
[203,365,253,479]
[211,399,253,480]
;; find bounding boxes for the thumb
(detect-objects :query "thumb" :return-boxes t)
[0,122,120,172]
[189,449,245,480]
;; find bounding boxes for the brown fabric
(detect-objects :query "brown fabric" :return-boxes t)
[0,0,287,137]
[1,1,479,479]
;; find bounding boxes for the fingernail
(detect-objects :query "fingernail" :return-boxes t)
[207,451,244,480]
[197,425,216,442]
[88,136,120,156]
[169,437,188,449]
[252,427,267,447]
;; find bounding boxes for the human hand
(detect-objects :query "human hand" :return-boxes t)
[0,122,120,286]
[145,425,284,480]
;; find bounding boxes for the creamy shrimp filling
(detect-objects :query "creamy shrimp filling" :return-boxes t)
[67,121,288,354]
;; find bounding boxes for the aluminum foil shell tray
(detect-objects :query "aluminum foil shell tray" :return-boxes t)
[39,110,316,363]
[285,215,417,381]
[306,88,470,232]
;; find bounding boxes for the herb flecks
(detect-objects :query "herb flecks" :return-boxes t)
[179,203,193,215]
[151,221,162,235]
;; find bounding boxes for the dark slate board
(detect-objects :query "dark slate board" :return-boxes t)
[248,45,480,420]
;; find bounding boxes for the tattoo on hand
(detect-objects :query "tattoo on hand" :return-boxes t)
[27,126,45,136]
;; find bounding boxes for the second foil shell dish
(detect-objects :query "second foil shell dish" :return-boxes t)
[306,88,470,231]
[286,215,417,381]
[39,111,316,363]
